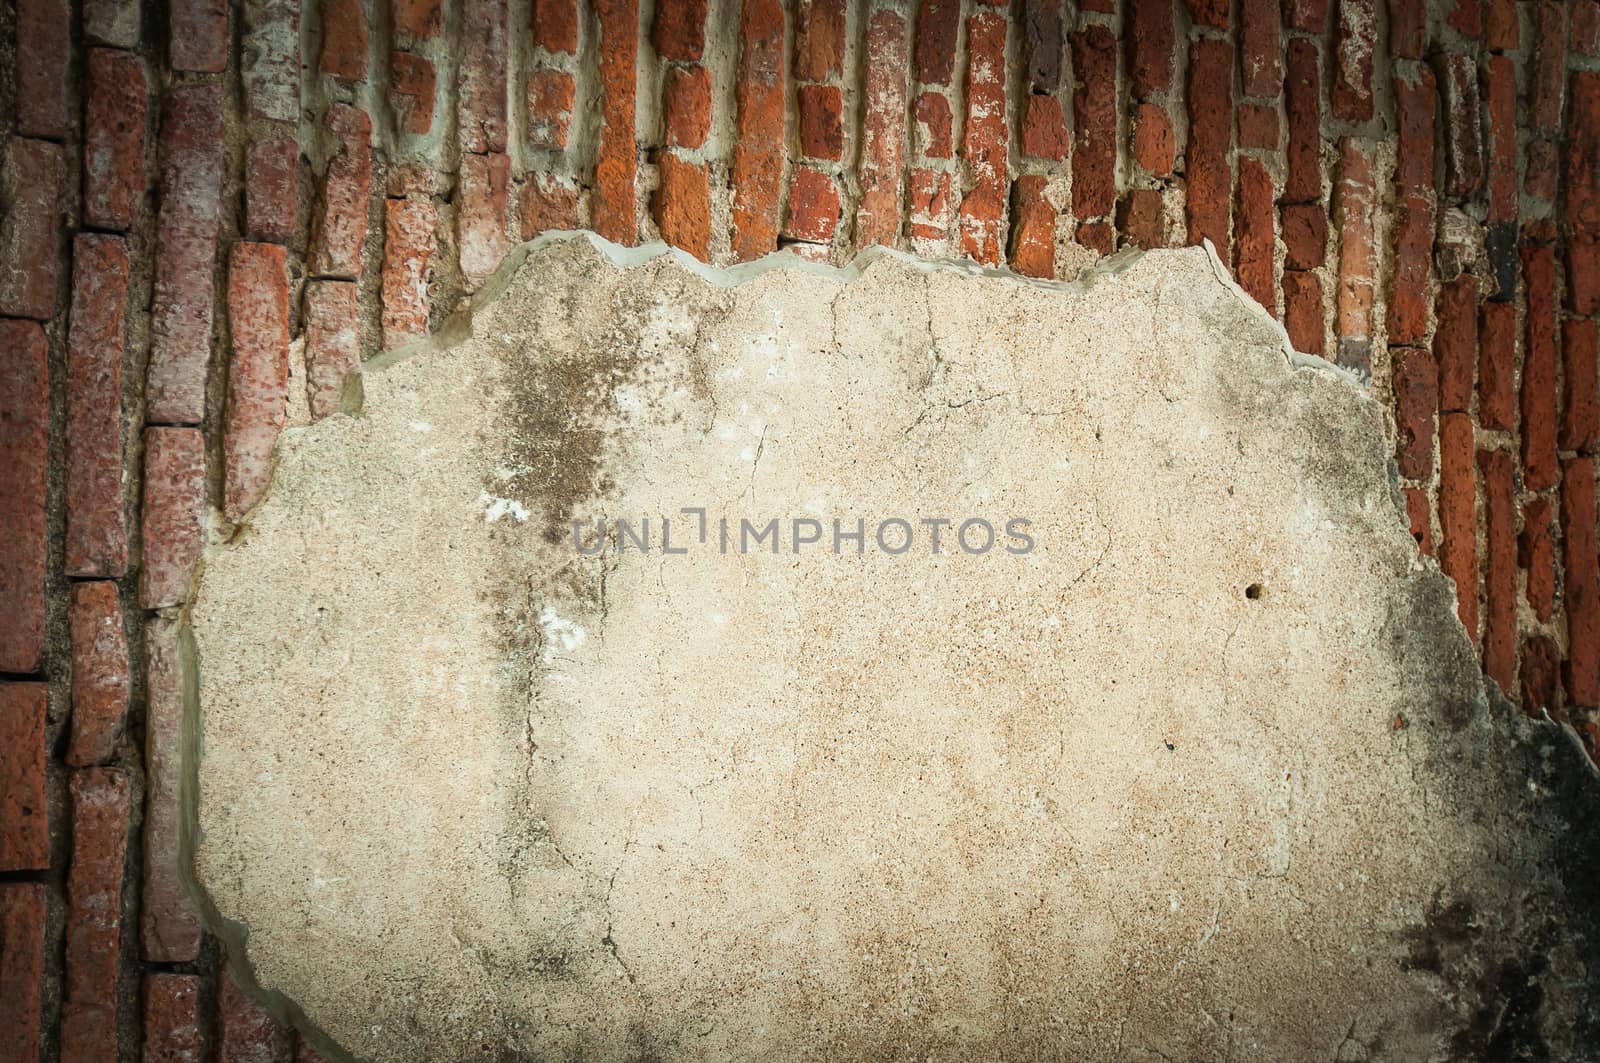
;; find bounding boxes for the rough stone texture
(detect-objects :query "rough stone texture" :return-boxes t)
[189,236,1600,1061]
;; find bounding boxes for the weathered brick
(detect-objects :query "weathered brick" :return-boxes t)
[1519,497,1556,622]
[145,973,203,1062]
[664,66,712,151]
[1521,634,1561,716]
[17,0,71,137]
[221,970,284,1063]
[243,0,300,121]
[1436,53,1483,200]
[1476,445,1514,684]
[1074,25,1118,222]
[1241,0,1282,96]
[1234,157,1275,311]
[1438,415,1480,643]
[1563,458,1600,705]
[1447,0,1481,38]
[243,138,297,249]
[395,0,442,39]
[531,0,576,52]
[140,428,207,609]
[1522,241,1558,492]
[60,768,131,1062]
[1132,102,1175,176]
[858,10,910,251]
[313,104,372,279]
[1286,0,1328,32]
[1389,0,1426,58]
[321,0,369,80]
[1404,487,1434,556]
[459,0,508,153]
[1280,203,1326,271]
[85,49,150,231]
[1478,300,1516,430]
[1023,1,1062,93]
[67,582,129,767]
[1434,274,1476,412]
[1524,139,1558,203]
[653,0,708,62]
[1331,0,1376,121]
[914,93,953,159]
[0,685,47,870]
[84,0,141,46]
[799,85,845,161]
[172,0,229,71]
[1575,0,1600,56]
[1393,346,1438,480]
[1282,270,1325,355]
[655,154,711,261]
[1021,95,1068,162]
[1486,55,1517,226]
[783,167,840,245]
[226,243,291,522]
[958,12,1007,263]
[296,1036,332,1062]
[0,321,47,674]
[1008,175,1056,279]
[527,69,575,150]
[908,167,954,251]
[1186,0,1229,28]
[382,199,434,350]
[1394,66,1435,193]
[916,0,960,86]
[1129,0,1176,97]
[389,51,438,136]
[794,0,844,80]
[1568,73,1600,313]
[1237,103,1279,150]
[1562,318,1599,452]
[65,236,129,579]
[1120,191,1166,250]
[459,151,512,285]
[520,171,581,237]
[142,617,201,961]
[595,0,640,245]
[1484,0,1517,49]
[1186,38,1234,253]
[0,883,45,1060]
[1531,1,1567,136]
[1284,39,1321,205]
[1388,194,1434,346]
[305,281,359,420]
[1334,139,1375,375]
[0,138,65,321]
[1077,220,1114,256]
[148,85,224,423]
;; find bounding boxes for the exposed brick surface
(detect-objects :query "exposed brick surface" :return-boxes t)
[1563,458,1599,705]
[171,0,228,71]
[664,66,712,150]
[1187,0,1229,28]
[17,0,72,138]
[226,243,291,522]
[1335,139,1376,375]
[1388,196,1433,347]
[915,93,953,159]
[1479,445,1514,687]
[857,11,910,251]
[60,768,131,1062]
[0,883,46,1060]
[794,0,845,80]
[1486,55,1517,228]
[1132,103,1175,177]
[1074,26,1118,225]
[1237,104,1279,151]
[1389,0,1426,59]
[247,136,300,245]
[521,172,580,237]
[1485,0,1516,49]
[1448,0,1482,39]
[1437,53,1483,200]
[1568,73,1600,314]
[1531,1,1567,137]
[1119,189,1165,250]
[396,0,444,40]
[1478,301,1517,431]
[0,321,48,674]
[1240,0,1281,96]
[799,85,845,161]
[915,0,960,86]
[528,69,575,150]
[459,151,512,285]
[243,0,300,121]
[382,198,436,348]
[1404,487,1434,556]
[1024,0,1062,92]
[1522,634,1561,716]
[532,0,577,52]
[1129,0,1175,98]
[140,427,207,609]
[390,52,439,136]
[145,973,203,1062]
[1439,415,1480,643]
[459,0,508,153]
[84,0,140,46]
[1520,498,1556,622]
[0,138,64,321]
[1023,95,1070,164]
[85,49,150,231]
[322,0,369,80]
[1286,0,1327,31]
[66,235,130,579]
[1284,39,1321,205]
[1562,318,1599,453]
[313,104,373,279]
[0,684,48,870]
[783,167,840,245]
[655,154,712,261]
[1281,204,1326,271]
[306,281,360,420]
[142,617,202,962]
[148,84,225,424]
[1332,0,1376,121]
[1282,270,1324,354]
[1394,346,1438,480]
[595,0,641,245]
[1234,157,1275,311]
[1186,38,1233,254]
[908,168,954,250]
[221,969,284,1063]
[655,0,708,62]
[67,581,130,767]
[1008,175,1056,279]
[1521,241,1558,493]
[1434,274,1476,413]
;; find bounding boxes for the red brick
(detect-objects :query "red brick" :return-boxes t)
[1187,0,1229,27]
[140,428,206,608]
[1022,95,1069,162]
[908,168,954,249]
[652,0,707,62]
[1393,346,1438,480]
[663,66,711,151]
[390,51,438,136]
[320,0,369,79]
[1575,0,1600,56]
[67,582,129,767]
[794,0,845,80]
[1521,241,1558,492]
[1437,53,1483,200]
[1389,0,1426,58]
[1284,39,1321,205]
[1437,416,1480,643]
[0,685,47,870]
[1132,102,1175,176]
[1478,300,1516,431]
[1234,158,1275,311]
[1486,55,1517,225]
[243,0,299,121]
[84,0,140,46]
[858,11,910,250]
[246,136,299,245]
[528,69,575,150]
[532,0,576,52]
[1530,1,1567,137]
[1388,194,1434,346]
[1074,220,1110,256]
[1332,0,1377,121]
[799,85,845,160]
[1562,318,1599,452]
[1525,139,1558,202]
[1404,487,1435,556]
[1120,189,1166,250]
[915,0,960,86]
[654,154,712,261]
[0,138,64,321]
[958,12,1007,263]
[1074,25,1118,223]
[1568,74,1600,311]
[784,167,840,245]
[1129,0,1175,98]
[395,0,444,40]
[1008,176,1056,279]
[1394,66,1435,193]
[145,973,203,1062]
[1079,0,1112,12]
[17,0,72,137]
[141,617,201,961]
[0,321,47,674]
[595,0,640,245]
[313,104,372,279]
[1563,458,1600,705]
[65,237,130,579]
[1475,447,1516,685]
[1446,0,1481,37]
[382,199,435,350]
[459,151,512,285]
[914,93,953,159]
[1522,634,1561,716]
[1484,0,1517,49]
[84,49,149,231]
[1240,0,1282,96]
[60,768,131,1062]
[1287,0,1329,30]
[148,85,224,423]
[0,883,45,1059]
[226,243,291,522]
[1237,103,1279,150]
[459,0,508,153]
[1433,274,1476,412]
[1280,204,1326,270]
[1024,0,1062,92]
[303,281,358,420]
[221,970,284,1063]
[1186,38,1234,254]
[521,171,580,237]
[1520,497,1556,622]
[1334,139,1375,375]
[172,0,228,71]
[1282,271,1325,354]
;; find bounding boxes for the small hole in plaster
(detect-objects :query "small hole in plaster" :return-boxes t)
[1244,583,1263,600]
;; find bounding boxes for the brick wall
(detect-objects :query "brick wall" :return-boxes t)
[1,0,1597,1056]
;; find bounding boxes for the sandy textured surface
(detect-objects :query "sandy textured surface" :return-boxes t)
[185,235,1600,1061]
